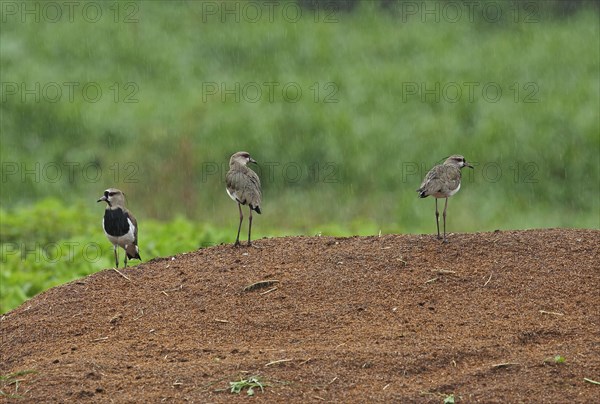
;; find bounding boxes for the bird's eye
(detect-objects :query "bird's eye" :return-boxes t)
[109,192,116,196]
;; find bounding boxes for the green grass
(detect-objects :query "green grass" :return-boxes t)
[2,2,598,230]
[1,2,599,311]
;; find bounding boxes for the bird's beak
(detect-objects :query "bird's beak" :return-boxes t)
[466,163,474,169]
[249,158,258,164]
[97,195,107,203]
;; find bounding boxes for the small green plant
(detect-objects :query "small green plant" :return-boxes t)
[544,355,566,364]
[554,355,566,364]
[229,375,266,396]
[420,391,457,402]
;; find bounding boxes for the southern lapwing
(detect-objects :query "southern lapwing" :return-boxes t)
[226,151,262,247]
[97,188,141,267]
[417,155,473,242]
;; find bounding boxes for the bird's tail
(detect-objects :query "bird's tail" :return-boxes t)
[126,245,141,260]
[416,189,428,198]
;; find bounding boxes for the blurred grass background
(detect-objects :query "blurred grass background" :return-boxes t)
[1,0,599,312]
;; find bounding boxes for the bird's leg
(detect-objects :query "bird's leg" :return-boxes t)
[435,199,441,239]
[113,245,119,268]
[234,202,243,247]
[124,253,128,268]
[442,197,449,243]
[247,206,253,247]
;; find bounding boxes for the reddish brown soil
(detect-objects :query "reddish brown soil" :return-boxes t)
[1,229,599,403]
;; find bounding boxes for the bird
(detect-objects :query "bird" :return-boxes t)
[417,155,473,242]
[97,188,141,267]
[226,151,262,247]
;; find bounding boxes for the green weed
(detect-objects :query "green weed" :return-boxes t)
[544,355,566,364]
[229,375,266,396]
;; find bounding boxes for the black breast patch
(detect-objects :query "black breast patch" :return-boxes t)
[103,208,130,237]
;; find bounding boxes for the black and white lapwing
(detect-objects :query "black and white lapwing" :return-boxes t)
[226,151,262,247]
[417,155,473,242]
[97,188,141,267]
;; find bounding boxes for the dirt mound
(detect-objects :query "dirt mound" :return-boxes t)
[1,229,599,402]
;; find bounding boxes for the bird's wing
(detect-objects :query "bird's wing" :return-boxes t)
[439,167,461,194]
[245,170,262,203]
[226,169,243,201]
[418,165,443,193]
[126,210,138,244]
[226,169,262,208]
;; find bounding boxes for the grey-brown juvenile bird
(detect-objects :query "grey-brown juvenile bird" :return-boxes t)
[97,188,141,267]
[417,155,473,242]
[226,151,262,247]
